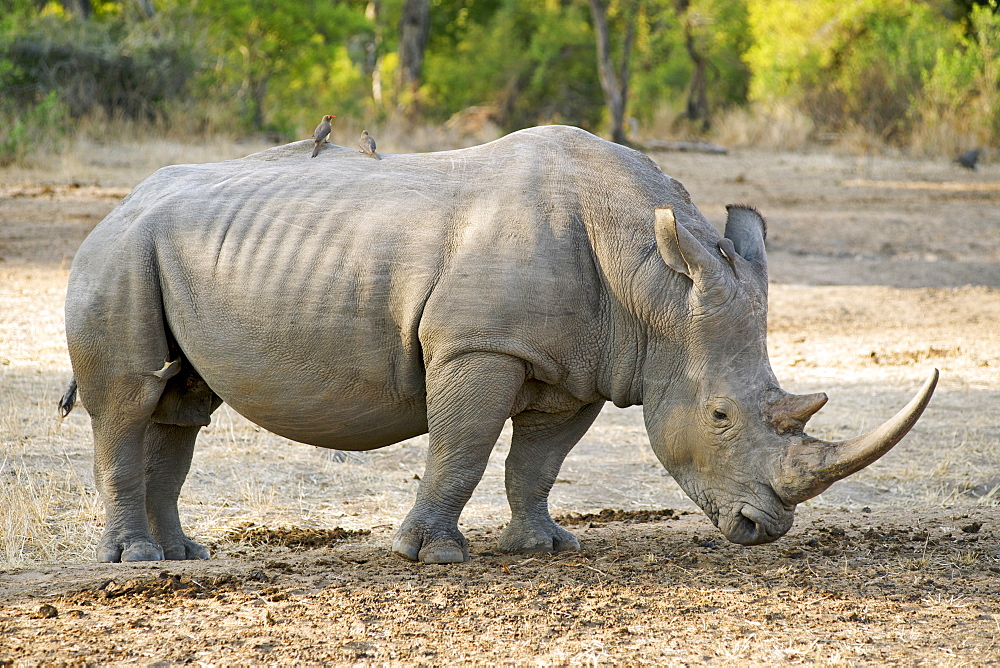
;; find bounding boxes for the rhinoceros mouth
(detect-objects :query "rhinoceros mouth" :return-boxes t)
[719,503,794,546]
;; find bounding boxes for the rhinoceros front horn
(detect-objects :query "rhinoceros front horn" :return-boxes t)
[776,369,939,504]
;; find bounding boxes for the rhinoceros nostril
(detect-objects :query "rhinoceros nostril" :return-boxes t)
[737,508,765,544]
[739,504,795,545]
[718,506,765,546]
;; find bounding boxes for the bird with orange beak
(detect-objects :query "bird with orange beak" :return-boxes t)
[311,115,336,158]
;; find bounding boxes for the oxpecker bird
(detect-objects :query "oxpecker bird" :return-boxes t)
[311,115,336,158]
[360,130,380,160]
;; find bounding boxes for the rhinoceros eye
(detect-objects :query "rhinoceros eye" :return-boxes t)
[707,398,737,430]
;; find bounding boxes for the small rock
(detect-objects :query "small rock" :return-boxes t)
[961,522,983,534]
[34,604,58,619]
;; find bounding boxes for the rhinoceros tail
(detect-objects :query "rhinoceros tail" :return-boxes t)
[58,377,78,418]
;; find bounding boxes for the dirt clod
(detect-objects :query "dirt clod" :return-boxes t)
[555,508,684,525]
[223,523,371,548]
[32,604,58,619]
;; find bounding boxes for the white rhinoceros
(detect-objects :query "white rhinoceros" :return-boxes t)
[62,125,937,564]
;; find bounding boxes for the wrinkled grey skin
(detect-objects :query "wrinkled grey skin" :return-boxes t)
[64,125,936,564]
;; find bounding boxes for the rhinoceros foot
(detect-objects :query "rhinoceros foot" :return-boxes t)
[392,520,470,564]
[98,532,210,562]
[497,519,580,555]
[97,533,165,563]
[160,536,210,561]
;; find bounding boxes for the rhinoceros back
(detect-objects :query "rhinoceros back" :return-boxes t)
[67,126,687,449]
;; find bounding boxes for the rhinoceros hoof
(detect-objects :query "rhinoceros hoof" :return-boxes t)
[392,524,470,564]
[161,537,210,561]
[98,536,165,563]
[497,521,580,554]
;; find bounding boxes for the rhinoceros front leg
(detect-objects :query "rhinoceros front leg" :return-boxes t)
[142,423,210,560]
[392,353,526,564]
[498,401,604,554]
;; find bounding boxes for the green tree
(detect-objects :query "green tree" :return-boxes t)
[398,0,430,116]
[190,1,372,134]
[626,0,751,132]
[917,0,1000,147]
[422,0,602,130]
[745,0,961,140]
[588,0,639,144]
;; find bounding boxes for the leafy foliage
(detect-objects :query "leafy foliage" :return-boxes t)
[187,0,373,134]
[0,91,68,166]
[746,0,962,140]
[916,0,1000,145]
[0,10,195,121]
[423,1,602,129]
[0,0,997,150]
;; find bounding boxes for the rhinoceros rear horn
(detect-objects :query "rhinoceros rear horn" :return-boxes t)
[777,369,939,504]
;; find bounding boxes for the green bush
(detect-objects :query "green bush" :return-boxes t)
[745,0,961,141]
[629,0,752,127]
[0,91,69,166]
[422,2,602,130]
[0,15,196,122]
[189,0,373,136]
[916,0,1000,146]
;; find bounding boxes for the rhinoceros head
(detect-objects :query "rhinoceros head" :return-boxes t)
[641,205,937,545]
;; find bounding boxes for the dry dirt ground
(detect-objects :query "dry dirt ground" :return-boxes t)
[0,137,998,665]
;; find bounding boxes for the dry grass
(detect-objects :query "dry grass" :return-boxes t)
[7,136,275,189]
[0,374,101,566]
[711,103,815,151]
[699,101,990,160]
[6,116,498,191]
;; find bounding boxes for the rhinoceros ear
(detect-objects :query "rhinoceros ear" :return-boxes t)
[654,207,723,284]
[724,205,767,275]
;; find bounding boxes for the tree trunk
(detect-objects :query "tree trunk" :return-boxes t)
[675,0,709,131]
[58,0,92,19]
[398,0,430,115]
[366,0,383,106]
[588,0,636,145]
[134,0,155,20]
[682,16,709,130]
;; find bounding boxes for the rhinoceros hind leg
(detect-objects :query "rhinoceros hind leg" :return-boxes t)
[142,422,212,560]
[98,535,165,563]
[90,412,166,563]
[392,353,526,564]
[498,402,604,554]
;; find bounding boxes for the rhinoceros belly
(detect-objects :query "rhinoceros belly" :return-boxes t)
[153,207,437,450]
